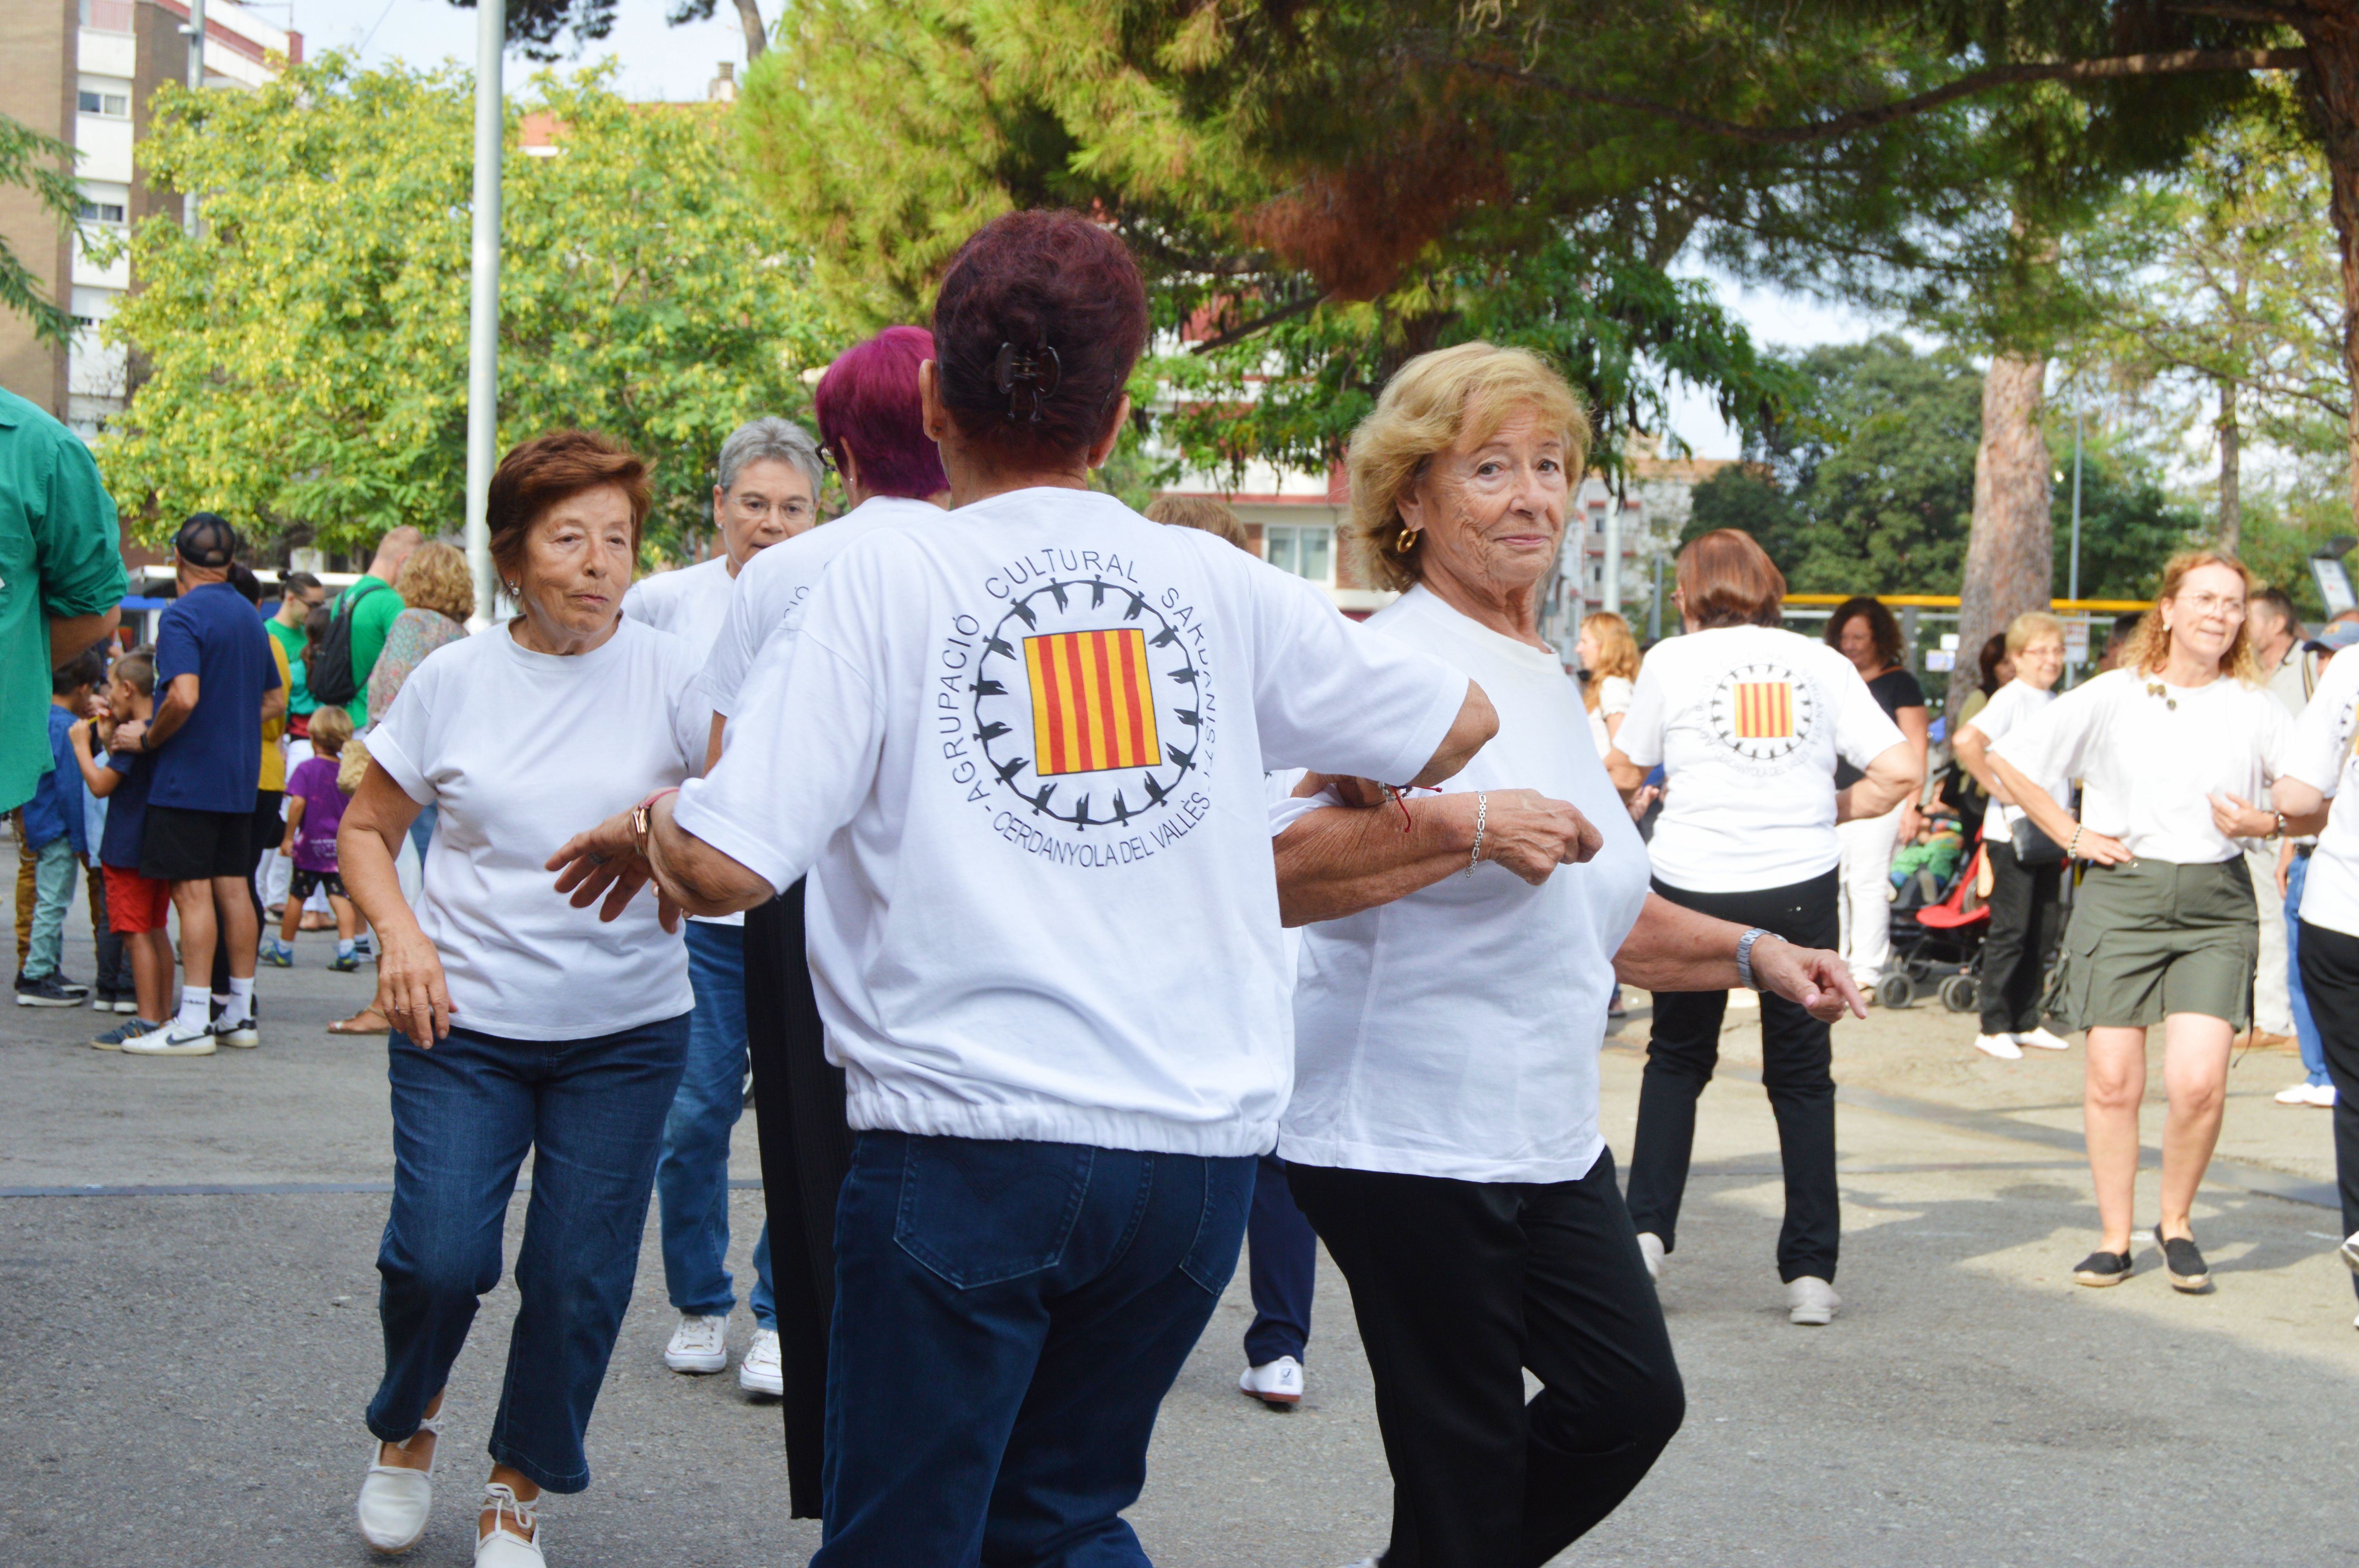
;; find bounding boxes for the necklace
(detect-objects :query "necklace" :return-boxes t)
[2145,681,2178,712]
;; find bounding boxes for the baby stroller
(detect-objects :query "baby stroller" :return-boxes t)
[1877,829,1990,1011]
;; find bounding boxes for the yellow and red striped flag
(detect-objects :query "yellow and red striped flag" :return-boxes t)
[1731,681,1795,740]
[1025,628,1163,776]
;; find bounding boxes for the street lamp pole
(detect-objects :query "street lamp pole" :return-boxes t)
[182,0,205,236]
[2068,392,2084,605]
[464,0,505,624]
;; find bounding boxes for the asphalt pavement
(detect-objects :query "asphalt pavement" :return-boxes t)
[5,867,2359,1567]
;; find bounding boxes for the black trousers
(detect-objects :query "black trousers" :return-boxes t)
[1979,840,2062,1034]
[1627,869,1841,1283]
[742,880,852,1519]
[2297,919,2359,1302]
[1288,1152,1682,1568]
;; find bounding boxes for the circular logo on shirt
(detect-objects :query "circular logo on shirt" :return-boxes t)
[966,576,1204,832]
[1706,662,1816,762]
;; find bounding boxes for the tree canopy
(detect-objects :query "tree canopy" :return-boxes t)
[98,58,833,557]
[0,113,86,350]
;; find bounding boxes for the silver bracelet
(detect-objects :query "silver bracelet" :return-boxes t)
[1466,791,1487,878]
[1735,927,1773,990]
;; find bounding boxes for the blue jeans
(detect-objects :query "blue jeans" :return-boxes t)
[815,1131,1255,1567]
[2289,852,2329,1087]
[1244,1153,1316,1366]
[656,921,775,1327]
[23,838,76,979]
[366,1011,691,1494]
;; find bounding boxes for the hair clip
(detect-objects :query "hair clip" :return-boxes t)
[993,341,1062,422]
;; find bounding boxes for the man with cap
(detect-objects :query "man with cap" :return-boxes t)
[122,514,282,1057]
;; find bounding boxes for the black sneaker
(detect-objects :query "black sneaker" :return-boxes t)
[52,972,89,999]
[2157,1233,2211,1293]
[2072,1249,2134,1287]
[13,971,79,1007]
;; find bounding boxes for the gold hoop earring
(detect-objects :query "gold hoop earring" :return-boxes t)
[1394,526,1419,554]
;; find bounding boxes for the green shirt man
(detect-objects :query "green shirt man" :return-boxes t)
[0,388,127,814]
[333,527,419,726]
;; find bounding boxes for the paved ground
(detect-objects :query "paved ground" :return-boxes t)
[6,866,2359,1566]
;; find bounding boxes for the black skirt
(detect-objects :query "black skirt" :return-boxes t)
[742,880,853,1519]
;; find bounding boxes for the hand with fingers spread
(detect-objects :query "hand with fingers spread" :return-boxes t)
[548,808,682,932]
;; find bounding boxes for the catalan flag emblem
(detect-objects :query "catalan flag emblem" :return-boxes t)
[1731,681,1795,740]
[1024,628,1163,777]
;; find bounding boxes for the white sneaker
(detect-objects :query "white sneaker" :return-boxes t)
[2015,1027,2071,1051]
[122,1018,216,1056]
[1973,1033,2023,1060]
[215,1014,260,1048]
[2340,1231,2359,1276]
[356,1406,443,1553]
[2309,1083,2340,1107]
[1636,1231,1665,1282]
[1787,1276,1841,1326]
[1239,1355,1304,1406]
[476,1483,543,1567]
[738,1327,783,1396]
[2276,1082,2338,1107]
[663,1312,728,1373]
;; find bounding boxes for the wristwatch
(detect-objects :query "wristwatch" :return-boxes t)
[1735,927,1776,991]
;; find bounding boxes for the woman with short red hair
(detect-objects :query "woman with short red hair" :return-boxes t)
[551,211,1497,1565]
[340,430,708,1565]
[1605,528,1920,1326]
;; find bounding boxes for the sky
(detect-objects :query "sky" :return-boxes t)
[285,0,1886,461]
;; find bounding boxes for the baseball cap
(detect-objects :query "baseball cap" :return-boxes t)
[2309,621,2359,653]
[174,511,239,568]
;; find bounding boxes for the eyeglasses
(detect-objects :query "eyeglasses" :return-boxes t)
[728,494,817,525]
[2170,592,2245,619]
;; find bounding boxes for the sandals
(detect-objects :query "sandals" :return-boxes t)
[330,1008,391,1036]
[476,1481,545,1566]
[357,1405,443,1554]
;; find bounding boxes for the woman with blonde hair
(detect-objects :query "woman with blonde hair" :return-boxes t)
[1990,551,2324,1292]
[1275,345,1862,1562]
[1576,609,1641,758]
[1951,610,2072,1060]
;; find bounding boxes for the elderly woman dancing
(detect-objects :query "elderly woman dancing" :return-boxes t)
[1988,552,2321,1292]
[343,432,707,1566]
[549,211,1496,1567]
[1275,344,1863,1568]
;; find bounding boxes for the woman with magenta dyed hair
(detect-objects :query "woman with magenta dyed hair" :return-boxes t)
[551,211,1495,1564]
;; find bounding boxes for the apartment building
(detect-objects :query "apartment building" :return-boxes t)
[0,0,297,433]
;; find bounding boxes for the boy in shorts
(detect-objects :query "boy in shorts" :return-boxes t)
[263,706,360,971]
[66,650,176,1047]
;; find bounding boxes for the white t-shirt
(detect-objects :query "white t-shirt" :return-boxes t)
[1281,588,1650,1183]
[2284,650,2359,938]
[1587,673,1633,759]
[623,555,740,924]
[1993,667,2299,865]
[1957,679,2067,837]
[1615,625,1904,893]
[673,486,1469,1158]
[699,496,945,720]
[367,619,705,1039]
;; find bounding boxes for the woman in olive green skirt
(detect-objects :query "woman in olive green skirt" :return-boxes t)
[1991,552,2324,1293]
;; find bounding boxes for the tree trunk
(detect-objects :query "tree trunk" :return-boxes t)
[1954,353,2053,734]
[734,0,768,60]
[2218,377,2242,555]
[2300,15,2359,525]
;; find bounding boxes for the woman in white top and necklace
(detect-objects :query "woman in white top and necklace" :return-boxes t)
[1951,612,2073,1060]
[1274,345,1863,1567]
[1989,552,2322,1292]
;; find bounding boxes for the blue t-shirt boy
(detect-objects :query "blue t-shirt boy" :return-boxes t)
[151,580,278,813]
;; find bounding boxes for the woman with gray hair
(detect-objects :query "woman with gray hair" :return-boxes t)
[620,414,825,1403]
[1274,342,1863,1566]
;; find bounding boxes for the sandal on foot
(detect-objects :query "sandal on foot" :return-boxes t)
[330,1008,392,1036]
[477,1482,545,1566]
[357,1406,444,1553]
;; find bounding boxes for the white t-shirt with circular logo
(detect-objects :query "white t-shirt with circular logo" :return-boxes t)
[674,486,1471,1158]
[2286,647,2359,938]
[1614,624,1904,893]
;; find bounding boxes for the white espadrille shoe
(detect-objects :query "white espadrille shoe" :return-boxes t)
[356,1406,444,1554]
[476,1481,545,1567]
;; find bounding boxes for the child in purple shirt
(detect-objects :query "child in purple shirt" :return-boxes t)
[262,706,361,971]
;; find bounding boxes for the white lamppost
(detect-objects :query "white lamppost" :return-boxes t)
[464,0,506,624]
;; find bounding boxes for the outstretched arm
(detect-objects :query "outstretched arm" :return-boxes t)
[1613,892,1863,1021]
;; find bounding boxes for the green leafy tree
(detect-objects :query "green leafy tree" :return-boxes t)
[98,58,835,558]
[0,113,86,349]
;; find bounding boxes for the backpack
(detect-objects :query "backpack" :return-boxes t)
[306,580,387,708]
